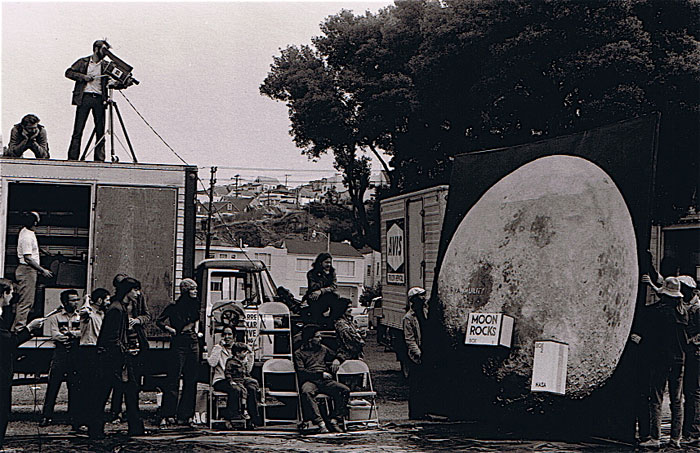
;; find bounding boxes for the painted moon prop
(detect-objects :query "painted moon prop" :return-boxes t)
[437,155,638,397]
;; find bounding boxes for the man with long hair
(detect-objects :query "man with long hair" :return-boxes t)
[89,277,145,439]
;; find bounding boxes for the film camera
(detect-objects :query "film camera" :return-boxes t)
[99,44,139,88]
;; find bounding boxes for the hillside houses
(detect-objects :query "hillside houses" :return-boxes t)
[196,171,389,219]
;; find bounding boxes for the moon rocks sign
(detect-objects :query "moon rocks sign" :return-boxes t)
[428,116,660,442]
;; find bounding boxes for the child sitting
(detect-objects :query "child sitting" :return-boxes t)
[224,342,260,426]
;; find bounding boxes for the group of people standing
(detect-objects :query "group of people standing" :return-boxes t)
[635,263,700,448]
[1,259,205,443]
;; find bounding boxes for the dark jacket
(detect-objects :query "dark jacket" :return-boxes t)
[1,314,32,388]
[128,293,151,351]
[156,295,200,346]
[305,268,337,299]
[97,299,130,354]
[294,343,337,383]
[334,316,364,362]
[65,56,109,106]
[686,298,700,356]
[646,295,688,364]
[6,124,49,158]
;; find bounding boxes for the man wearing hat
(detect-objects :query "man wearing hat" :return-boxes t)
[156,279,201,426]
[403,287,429,420]
[680,276,700,444]
[641,277,689,448]
[294,324,349,433]
[12,211,53,332]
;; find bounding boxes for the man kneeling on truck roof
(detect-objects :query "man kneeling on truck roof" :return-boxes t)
[294,325,349,433]
[4,114,50,159]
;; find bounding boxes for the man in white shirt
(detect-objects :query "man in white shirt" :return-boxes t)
[12,211,52,332]
[65,40,111,161]
[40,290,81,428]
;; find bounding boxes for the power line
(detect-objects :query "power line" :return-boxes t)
[199,165,337,173]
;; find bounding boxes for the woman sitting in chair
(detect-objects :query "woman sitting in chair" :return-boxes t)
[207,327,236,423]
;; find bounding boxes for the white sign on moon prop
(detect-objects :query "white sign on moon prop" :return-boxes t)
[465,313,514,347]
[531,340,569,395]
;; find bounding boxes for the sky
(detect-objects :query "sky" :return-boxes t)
[1,1,393,187]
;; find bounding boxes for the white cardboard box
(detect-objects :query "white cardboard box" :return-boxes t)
[531,340,569,395]
[464,313,514,347]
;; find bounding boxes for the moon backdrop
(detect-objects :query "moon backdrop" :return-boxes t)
[437,155,638,397]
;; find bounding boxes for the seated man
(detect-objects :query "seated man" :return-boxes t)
[294,325,349,433]
[223,342,260,427]
[5,114,50,158]
[334,298,365,362]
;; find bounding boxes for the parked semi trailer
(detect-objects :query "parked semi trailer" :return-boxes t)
[4,158,197,384]
[378,185,448,376]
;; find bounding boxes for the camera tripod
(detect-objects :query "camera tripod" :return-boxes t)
[79,87,138,163]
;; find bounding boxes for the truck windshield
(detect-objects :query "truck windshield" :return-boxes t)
[210,271,250,304]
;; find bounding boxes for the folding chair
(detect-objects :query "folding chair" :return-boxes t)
[261,358,300,426]
[257,302,293,361]
[336,359,380,430]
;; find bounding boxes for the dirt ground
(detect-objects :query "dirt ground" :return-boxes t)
[2,333,690,452]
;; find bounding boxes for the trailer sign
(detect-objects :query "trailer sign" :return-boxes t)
[386,219,405,284]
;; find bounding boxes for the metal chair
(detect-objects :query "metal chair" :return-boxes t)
[336,359,380,430]
[261,358,300,426]
[257,302,293,361]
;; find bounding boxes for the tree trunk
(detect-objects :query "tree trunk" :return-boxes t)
[368,143,393,188]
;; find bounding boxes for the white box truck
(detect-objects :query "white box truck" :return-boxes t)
[2,158,197,384]
[378,185,448,376]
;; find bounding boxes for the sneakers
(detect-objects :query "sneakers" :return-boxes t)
[681,435,700,445]
[327,419,343,433]
[39,417,51,427]
[262,395,285,407]
[638,438,660,448]
[158,417,176,427]
[317,421,329,434]
[667,438,681,448]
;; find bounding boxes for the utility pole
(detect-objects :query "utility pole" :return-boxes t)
[234,174,240,198]
[205,166,217,259]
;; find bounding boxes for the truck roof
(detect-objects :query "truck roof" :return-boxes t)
[196,259,267,271]
[380,184,449,204]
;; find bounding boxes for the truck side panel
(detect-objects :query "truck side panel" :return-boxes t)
[381,197,406,330]
[92,186,178,337]
[380,186,448,331]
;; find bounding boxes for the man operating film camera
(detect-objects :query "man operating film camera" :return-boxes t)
[65,40,138,162]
